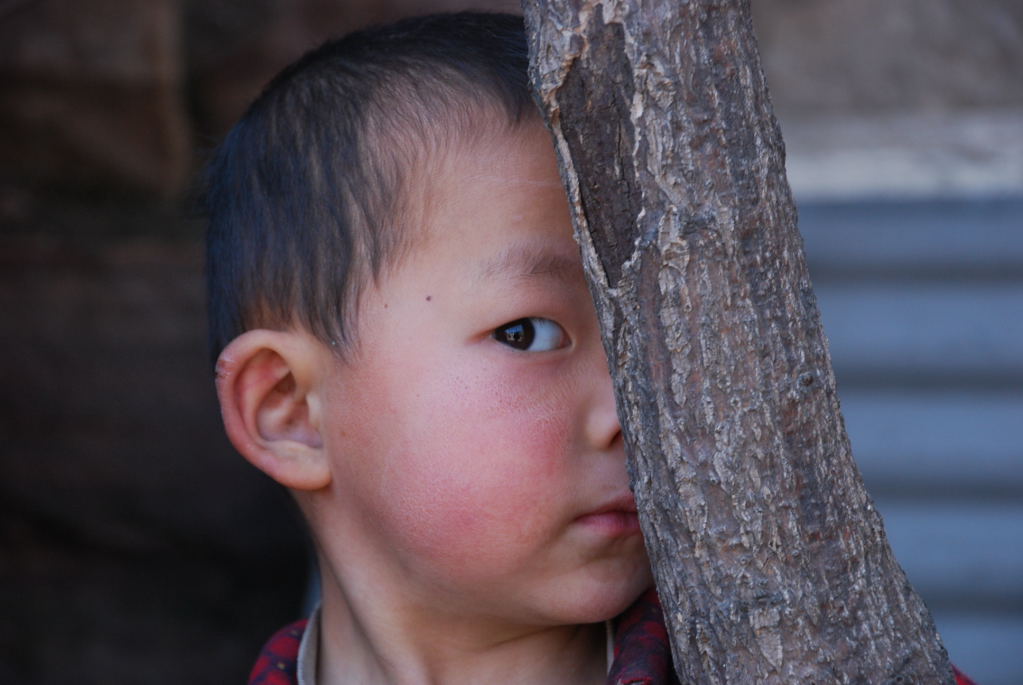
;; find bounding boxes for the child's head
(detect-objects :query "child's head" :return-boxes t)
[204,12,535,362]
[206,11,650,655]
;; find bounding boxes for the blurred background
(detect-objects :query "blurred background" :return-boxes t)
[1,1,1020,683]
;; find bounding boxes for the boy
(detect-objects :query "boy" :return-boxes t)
[205,12,660,685]
[205,12,976,685]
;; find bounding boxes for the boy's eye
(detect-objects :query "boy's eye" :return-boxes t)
[492,317,568,352]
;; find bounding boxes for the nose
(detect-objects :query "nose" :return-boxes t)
[584,345,623,450]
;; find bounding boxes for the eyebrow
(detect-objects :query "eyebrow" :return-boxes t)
[475,244,586,287]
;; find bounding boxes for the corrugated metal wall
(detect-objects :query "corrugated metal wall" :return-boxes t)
[800,197,1023,684]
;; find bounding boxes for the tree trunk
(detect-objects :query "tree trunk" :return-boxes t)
[521,1,956,682]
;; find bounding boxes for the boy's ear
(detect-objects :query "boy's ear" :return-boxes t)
[215,329,331,491]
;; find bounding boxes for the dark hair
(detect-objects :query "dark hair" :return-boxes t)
[202,12,534,364]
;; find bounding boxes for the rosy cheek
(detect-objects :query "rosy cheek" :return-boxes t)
[341,355,574,576]
[383,415,568,570]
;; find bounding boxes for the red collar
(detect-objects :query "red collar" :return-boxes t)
[248,589,676,685]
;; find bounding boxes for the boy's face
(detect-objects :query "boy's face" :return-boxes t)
[312,120,651,628]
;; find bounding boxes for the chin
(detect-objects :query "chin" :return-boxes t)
[548,565,654,625]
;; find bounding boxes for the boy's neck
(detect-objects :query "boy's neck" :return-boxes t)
[316,581,608,685]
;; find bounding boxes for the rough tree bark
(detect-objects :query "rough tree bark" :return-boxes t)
[521,1,956,682]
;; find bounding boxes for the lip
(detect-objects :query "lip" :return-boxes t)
[575,493,642,537]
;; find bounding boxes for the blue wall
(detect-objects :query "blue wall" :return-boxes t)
[801,196,1023,684]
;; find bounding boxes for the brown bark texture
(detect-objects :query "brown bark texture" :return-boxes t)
[521,1,956,682]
